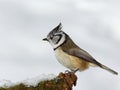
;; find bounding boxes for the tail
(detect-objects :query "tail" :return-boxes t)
[99,64,118,75]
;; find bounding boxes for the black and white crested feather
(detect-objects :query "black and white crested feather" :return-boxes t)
[48,23,62,36]
[44,23,67,49]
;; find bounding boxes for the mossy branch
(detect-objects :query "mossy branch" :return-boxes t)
[0,72,77,90]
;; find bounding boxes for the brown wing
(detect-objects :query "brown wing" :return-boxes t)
[63,48,118,75]
[63,48,102,67]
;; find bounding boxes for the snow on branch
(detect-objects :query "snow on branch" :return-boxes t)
[0,72,77,90]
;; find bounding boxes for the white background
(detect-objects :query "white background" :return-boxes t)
[0,0,120,90]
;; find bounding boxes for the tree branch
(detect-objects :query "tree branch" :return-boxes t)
[0,72,77,90]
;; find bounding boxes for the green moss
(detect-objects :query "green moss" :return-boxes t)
[0,72,77,90]
[0,78,65,90]
[0,88,7,90]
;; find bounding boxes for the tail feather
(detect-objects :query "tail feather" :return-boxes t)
[100,64,118,75]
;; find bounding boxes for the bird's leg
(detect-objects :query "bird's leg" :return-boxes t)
[71,68,79,73]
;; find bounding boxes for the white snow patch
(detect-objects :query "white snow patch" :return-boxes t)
[0,74,56,88]
[0,80,14,88]
[22,74,56,87]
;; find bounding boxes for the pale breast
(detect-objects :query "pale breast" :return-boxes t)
[54,48,89,71]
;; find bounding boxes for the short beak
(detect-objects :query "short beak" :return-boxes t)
[43,38,48,41]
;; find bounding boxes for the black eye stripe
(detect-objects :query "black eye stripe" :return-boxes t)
[55,34,62,44]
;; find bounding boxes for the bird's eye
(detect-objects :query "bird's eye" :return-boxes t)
[50,36,53,39]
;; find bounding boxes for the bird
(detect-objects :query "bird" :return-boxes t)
[43,23,118,75]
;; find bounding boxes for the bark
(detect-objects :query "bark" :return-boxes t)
[0,72,77,90]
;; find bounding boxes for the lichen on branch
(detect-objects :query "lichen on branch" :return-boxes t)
[0,72,77,90]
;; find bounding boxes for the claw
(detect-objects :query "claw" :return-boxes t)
[65,70,71,73]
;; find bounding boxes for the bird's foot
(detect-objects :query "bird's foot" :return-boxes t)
[64,68,79,74]
[65,70,71,73]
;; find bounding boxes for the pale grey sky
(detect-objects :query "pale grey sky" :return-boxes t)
[0,0,120,90]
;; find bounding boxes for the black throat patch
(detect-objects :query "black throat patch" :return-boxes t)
[54,33,68,51]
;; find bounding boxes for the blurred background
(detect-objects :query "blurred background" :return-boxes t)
[0,0,120,90]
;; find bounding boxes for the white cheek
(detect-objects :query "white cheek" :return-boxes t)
[54,35,65,48]
[49,40,55,47]
[49,34,66,49]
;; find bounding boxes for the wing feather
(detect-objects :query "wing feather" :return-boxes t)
[63,48,102,67]
[63,48,118,75]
